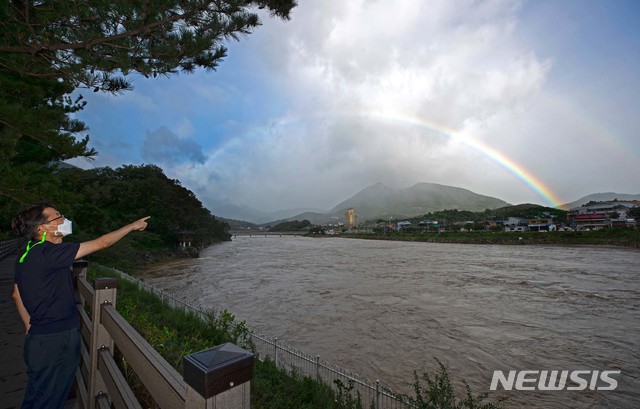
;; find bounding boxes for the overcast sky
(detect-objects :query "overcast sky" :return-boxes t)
[71,0,640,218]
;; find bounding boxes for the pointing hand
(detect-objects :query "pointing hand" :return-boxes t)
[132,216,151,231]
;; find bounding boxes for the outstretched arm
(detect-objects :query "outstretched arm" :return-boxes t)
[76,216,150,260]
[12,284,30,334]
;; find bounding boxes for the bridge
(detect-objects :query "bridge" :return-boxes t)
[230,230,308,238]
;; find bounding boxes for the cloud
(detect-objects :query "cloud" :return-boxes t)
[171,0,560,213]
[73,0,640,218]
[141,126,206,168]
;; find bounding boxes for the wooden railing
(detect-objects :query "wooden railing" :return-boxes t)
[72,260,254,409]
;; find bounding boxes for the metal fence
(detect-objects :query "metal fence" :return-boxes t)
[106,266,415,409]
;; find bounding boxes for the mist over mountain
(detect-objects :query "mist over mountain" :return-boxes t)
[209,198,324,224]
[331,182,510,218]
[263,182,511,225]
[214,183,640,226]
[562,192,640,210]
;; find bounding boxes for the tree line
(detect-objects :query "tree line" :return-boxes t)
[0,1,297,267]
[1,164,231,269]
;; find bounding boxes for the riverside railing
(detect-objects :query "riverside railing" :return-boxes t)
[107,265,415,409]
[72,261,254,409]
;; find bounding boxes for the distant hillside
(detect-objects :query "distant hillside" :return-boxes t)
[218,217,259,230]
[208,197,324,224]
[562,192,640,209]
[332,182,510,219]
[268,182,510,225]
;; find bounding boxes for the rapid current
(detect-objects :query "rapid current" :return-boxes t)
[138,236,639,408]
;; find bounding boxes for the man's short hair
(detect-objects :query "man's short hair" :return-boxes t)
[11,203,56,239]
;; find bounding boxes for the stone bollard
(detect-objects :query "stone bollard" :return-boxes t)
[183,343,254,408]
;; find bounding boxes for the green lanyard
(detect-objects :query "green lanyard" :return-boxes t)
[19,232,47,263]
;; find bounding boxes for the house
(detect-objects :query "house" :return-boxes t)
[396,221,412,231]
[483,219,504,229]
[527,218,556,232]
[504,217,529,232]
[418,220,438,228]
[177,231,194,248]
[568,200,640,230]
[571,213,607,231]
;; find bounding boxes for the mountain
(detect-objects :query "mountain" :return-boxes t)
[266,182,510,225]
[562,192,640,210]
[208,197,325,224]
[331,182,510,219]
[208,200,274,224]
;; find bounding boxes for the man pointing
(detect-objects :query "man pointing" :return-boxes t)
[11,203,149,409]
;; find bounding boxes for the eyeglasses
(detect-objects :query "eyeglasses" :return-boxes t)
[45,214,64,224]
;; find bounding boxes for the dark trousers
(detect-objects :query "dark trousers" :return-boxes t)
[21,328,81,409]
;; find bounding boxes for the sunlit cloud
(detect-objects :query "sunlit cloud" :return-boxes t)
[73,0,640,220]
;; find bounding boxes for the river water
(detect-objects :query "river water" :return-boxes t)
[138,236,640,408]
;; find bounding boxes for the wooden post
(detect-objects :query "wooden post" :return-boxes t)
[73,260,89,306]
[88,278,118,409]
[72,260,90,409]
[73,259,88,278]
[183,343,254,408]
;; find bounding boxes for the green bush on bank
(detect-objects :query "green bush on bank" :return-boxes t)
[89,265,506,409]
[406,359,507,409]
[89,265,347,408]
[340,228,640,248]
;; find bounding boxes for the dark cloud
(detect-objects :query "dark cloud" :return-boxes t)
[141,126,206,167]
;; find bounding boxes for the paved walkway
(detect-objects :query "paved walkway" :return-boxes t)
[0,255,27,409]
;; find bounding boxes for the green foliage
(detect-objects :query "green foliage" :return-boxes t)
[252,359,340,409]
[403,205,567,226]
[333,379,366,409]
[0,0,297,206]
[269,219,313,232]
[1,164,230,269]
[343,229,640,248]
[404,359,506,409]
[0,72,94,205]
[219,216,260,230]
[0,1,297,93]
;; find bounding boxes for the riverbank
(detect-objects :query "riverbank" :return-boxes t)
[327,229,640,248]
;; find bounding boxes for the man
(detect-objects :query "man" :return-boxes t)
[11,203,149,409]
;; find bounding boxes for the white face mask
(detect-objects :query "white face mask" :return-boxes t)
[54,218,73,236]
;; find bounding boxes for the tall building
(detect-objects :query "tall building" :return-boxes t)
[345,208,357,228]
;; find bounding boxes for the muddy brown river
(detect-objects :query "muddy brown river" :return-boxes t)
[138,236,639,408]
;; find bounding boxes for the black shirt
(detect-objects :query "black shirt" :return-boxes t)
[14,241,80,334]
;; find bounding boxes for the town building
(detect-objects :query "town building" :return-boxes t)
[568,200,639,230]
[504,217,529,232]
[527,218,556,232]
[345,208,357,228]
[396,221,412,231]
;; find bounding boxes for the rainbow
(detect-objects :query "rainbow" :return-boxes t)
[272,110,566,209]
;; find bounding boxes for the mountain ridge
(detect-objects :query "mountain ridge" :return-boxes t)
[264,182,511,225]
[215,184,640,226]
[562,192,640,209]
